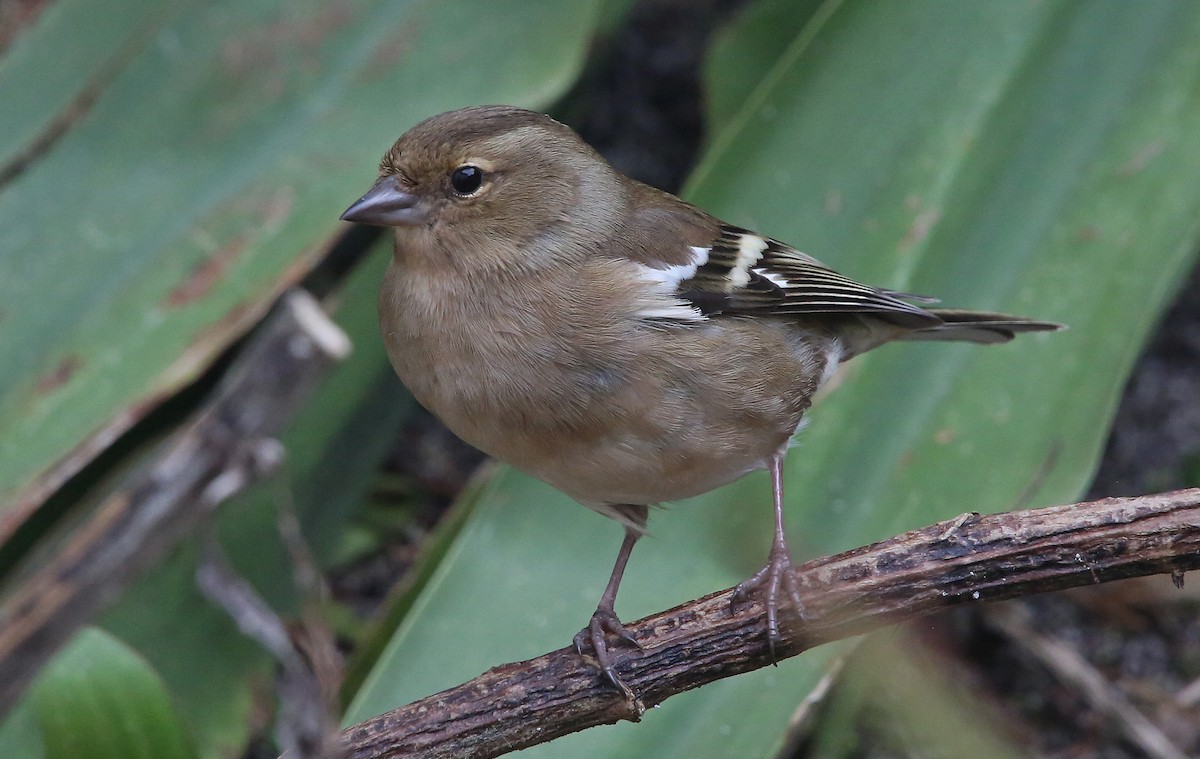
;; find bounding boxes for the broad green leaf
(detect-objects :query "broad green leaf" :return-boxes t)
[344,2,1200,757]
[704,0,827,135]
[0,0,604,529]
[22,627,196,759]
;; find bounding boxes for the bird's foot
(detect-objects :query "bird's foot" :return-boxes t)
[731,543,806,662]
[573,607,642,692]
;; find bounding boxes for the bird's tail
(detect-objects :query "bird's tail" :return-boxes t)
[902,309,1064,344]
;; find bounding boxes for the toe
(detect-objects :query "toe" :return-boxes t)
[782,569,808,619]
[574,608,640,691]
[731,564,770,607]
[731,549,805,661]
[587,615,619,686]
[572,628,589,656]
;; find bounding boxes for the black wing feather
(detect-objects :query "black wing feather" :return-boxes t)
[678,224,940,328]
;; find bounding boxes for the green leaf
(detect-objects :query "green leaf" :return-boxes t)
[703,0,827,135]
[0,0,605,525]
[349,0,1200,756]
[0,695,44,759]
[20,627,196,759]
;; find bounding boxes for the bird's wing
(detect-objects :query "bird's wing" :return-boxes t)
[676,223,940,328]
[626,219,940,330]
[617,181,939,328]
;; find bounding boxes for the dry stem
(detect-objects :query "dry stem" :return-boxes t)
[340,489,1200,759]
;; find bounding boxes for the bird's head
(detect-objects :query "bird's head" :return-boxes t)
[341,105,624,272]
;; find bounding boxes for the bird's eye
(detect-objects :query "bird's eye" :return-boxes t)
[450,165,484,196]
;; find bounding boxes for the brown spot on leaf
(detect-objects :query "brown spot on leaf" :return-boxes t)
[900,209,942,249]
[166,192,293,307]
[221,2,353,79]
[1117,139,1165,177]
[824,191,843,216]
[213,2,354,118]
[0,0,53,54]
[366,17,421,76]
[166,238,249,307]
[934,428,956,445]
[35,356,81,394]
[1076,225,1101,243]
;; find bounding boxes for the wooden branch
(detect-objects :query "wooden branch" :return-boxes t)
[339,488,1200,759]
[0,290,350,717]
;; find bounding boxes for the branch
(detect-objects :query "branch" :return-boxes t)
[0,290,350,717]
[339,488,1200,759]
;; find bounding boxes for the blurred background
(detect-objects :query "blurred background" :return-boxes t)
[1,1,1199,757]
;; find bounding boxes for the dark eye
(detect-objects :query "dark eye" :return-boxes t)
[450,165,484,195]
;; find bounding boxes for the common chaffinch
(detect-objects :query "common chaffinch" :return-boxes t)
[341,105,1061,691]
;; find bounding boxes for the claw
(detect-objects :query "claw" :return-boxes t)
[574,607,641,689]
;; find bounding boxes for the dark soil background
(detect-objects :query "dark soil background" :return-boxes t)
[334,2,1200,756]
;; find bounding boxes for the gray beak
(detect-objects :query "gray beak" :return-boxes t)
[340,175,424,226]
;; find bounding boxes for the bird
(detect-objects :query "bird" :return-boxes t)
[340,105,1062,692]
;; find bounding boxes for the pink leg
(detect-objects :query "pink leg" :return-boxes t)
[573,526,643,689]
[731,451,805,660]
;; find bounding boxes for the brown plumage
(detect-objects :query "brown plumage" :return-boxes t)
[342,105,1062,691]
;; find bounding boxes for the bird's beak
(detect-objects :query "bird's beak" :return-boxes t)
[340,175,424,226]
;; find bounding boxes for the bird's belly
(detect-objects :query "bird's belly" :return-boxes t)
[431,370,796,508]
[526,436,768,507]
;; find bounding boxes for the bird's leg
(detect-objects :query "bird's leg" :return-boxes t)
[731,451,805,661]
[573,525,643,689]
